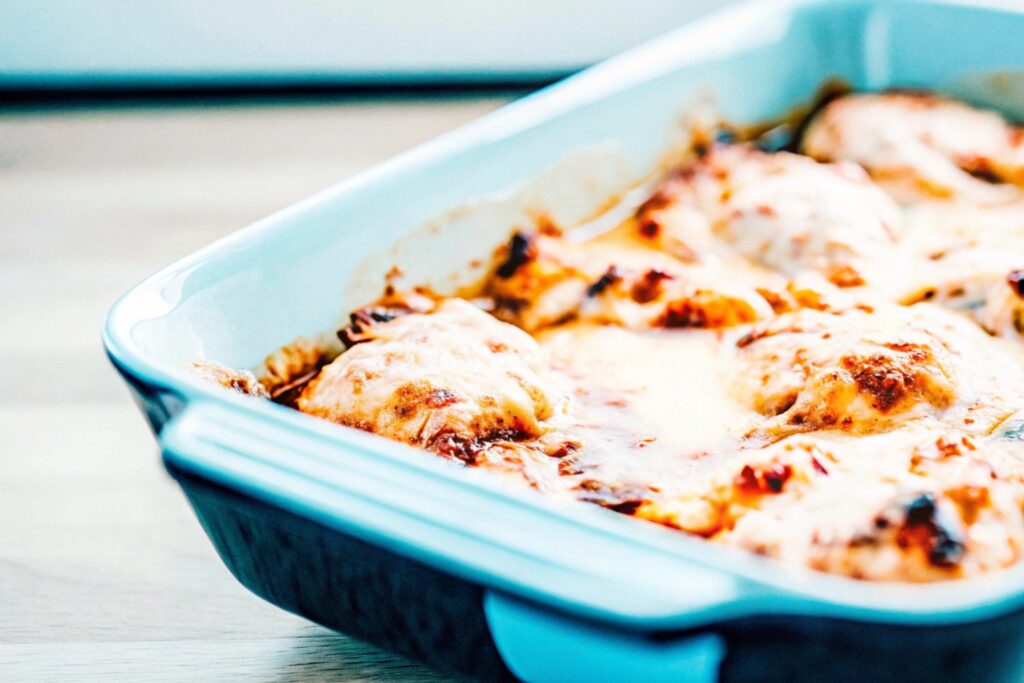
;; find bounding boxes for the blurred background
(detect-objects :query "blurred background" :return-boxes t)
[1,1,730,93]
[0,1,734,680]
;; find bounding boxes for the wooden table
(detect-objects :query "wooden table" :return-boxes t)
[0,93,514,681]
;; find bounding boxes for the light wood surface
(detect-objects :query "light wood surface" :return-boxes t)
[0,94,513,681]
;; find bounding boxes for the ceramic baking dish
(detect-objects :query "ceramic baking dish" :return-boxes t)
[104,0,1024,680]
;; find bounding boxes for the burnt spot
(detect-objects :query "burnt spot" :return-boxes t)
[496,232,535,279]
[427,431,479,465]
[658,299,709,328]
[488,427,532,443]
[270,367,326,409]
[574,479,651,515]
[736,465,758,491]
[735,462,793,494]
[905,286,937,305]
[657,291,758,329]
[225,376,262,396]
[631,269,673,304]
[850,360,911,412]
[904,494,936,525]
[763,464,792,492]
[842,346,935,413]
[637,217,661,239]
[427,427,531,465]
[770,392,799,417]
[586,266,621,298]
[1007,270,1024,299]
[635,177,686,237]
[557,458,584,476]
[928,533,966,568]
[960,155,1003,184]
[898,493,966,568]
[637,187,674,215]
[545,440,581,459]
[491,296,526,320]
[338,305,414,348]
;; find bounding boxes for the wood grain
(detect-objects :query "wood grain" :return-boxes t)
[0,94,513,681]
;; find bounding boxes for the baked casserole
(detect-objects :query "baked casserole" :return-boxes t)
[197,91,1024,583]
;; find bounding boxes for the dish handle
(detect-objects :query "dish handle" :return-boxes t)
[485,590,725,683]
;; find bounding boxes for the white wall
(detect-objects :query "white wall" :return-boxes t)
[0,0,737,85]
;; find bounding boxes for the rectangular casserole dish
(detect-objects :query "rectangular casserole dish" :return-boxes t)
[103,1,1024,680]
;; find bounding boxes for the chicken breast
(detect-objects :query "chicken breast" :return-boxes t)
[803,92,1024,203]
[486,229,774,331]
[636,145,900,287]
[731,304,1024,437]
[298,298,569,463]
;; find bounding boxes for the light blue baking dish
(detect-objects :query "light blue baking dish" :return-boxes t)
[104,1,1024,680]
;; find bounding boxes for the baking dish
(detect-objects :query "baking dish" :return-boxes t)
[104,0,1024,680]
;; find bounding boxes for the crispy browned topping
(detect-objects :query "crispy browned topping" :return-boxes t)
[735,462,794,494]
[656,290,760,329]
[896,494,966,568]
[496,232,536,279]
[1008,270,1024,299]
[574,479,653,514]
[337,291,437,348]
[258,336,338,408]
[843,346,940,413]
[586,266,621,298]
[631,269,673,304]
[427,427,533,465]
